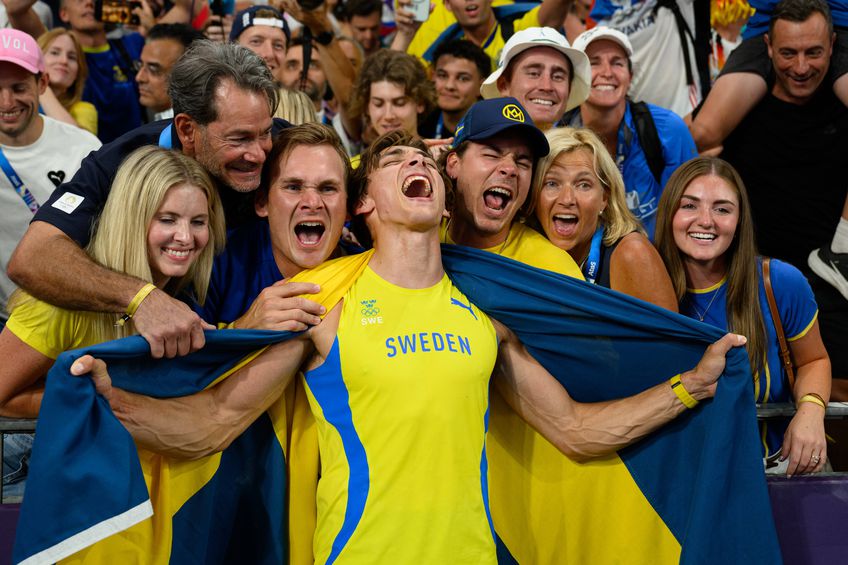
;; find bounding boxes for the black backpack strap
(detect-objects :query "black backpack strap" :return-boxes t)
[629,101,664,185]
[653,0,710,98]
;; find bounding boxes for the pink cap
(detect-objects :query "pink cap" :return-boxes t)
[0,29,45,74]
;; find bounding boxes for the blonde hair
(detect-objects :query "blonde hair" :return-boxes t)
[533,127,643,246]
[655,157,766,377]
[85,146,225,342]
[274,88,319,125]
[37,28,88,110]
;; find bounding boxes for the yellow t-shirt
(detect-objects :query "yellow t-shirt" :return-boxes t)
[69,100,99,137]
[6,296,98,359]
[303,266,498,564]
[440,221,584,279]
[407,3,541,70]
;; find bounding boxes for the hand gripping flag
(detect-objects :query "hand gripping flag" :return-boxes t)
[13,246,781,564]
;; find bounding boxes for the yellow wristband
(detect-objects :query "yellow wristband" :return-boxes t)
[117,283,156,327]
[670,374,699,409]
[798,394,826,410]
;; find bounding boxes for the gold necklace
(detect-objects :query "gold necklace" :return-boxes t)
[689,288,721,322]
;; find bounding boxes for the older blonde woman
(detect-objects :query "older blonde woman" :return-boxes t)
[532,127,677,310]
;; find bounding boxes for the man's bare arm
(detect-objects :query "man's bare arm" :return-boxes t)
[2,0,47,38]
[8,222,207,358]
[71,333,314,459]
[493,325,745,462]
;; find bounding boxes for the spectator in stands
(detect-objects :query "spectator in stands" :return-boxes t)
[561,27,697,239]
[7,42,282,359]
[716,0,848,399]
[345,0,383,56]
[137,23,205,121]
[280,36,329,119]
[531,127,677,309]
[0,146,225,501]
[419,39,490,140]
[394,0,574,71]
[230,5,290,84]
[480,27,591,131]
[59,0,145,142]
[0,29,101,329]
[36,28,98,135]
[590,0,706,116]
[270,0,359,133]
[197,123,349,329]
[655,157,831,475]
[690,0,848,154]
[440,97,582,278]
[343,49,435,155]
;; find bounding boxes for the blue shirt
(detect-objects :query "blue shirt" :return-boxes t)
[196,217,283,325]
[82,33,145,143]
[681,259,819,456]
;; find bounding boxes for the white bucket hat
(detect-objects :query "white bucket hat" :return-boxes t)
[571,26,634,56]
[480,27,591,112]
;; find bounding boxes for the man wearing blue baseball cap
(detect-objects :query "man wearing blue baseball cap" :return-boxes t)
[230,5,290,83]
[441,96,582,278]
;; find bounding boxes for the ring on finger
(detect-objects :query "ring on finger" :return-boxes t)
[811,453,821,463]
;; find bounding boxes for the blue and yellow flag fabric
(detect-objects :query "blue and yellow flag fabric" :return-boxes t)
[13,246,781,564]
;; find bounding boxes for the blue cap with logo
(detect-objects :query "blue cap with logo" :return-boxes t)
[230,5,290,43]
[453,97,549,159]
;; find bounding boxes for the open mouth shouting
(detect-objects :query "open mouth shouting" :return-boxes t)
[294,221,326,246]
[552,213,578,237]
[402,175,433,199]
[483,186,513,212]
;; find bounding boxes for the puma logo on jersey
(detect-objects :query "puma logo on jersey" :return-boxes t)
[450,298,477,320]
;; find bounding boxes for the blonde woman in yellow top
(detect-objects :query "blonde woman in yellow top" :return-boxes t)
[0,146,225,498]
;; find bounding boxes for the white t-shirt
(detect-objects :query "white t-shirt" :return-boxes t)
[0,116,101,320]
[592,0,701,116]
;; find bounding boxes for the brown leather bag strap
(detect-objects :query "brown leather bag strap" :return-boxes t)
[762,258,796,392]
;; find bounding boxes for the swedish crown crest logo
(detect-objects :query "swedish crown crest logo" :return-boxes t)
[502,104,525,123]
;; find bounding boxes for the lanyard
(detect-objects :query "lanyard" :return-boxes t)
[0,147,39,214]
[158,124,173,149]
[435,113,444,139]
[582,225,605,285]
